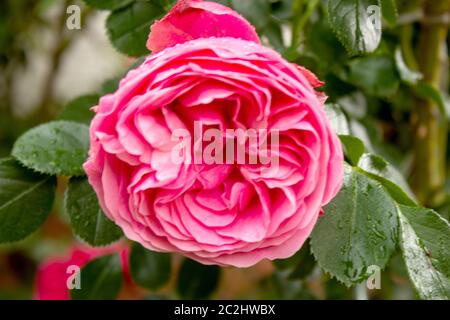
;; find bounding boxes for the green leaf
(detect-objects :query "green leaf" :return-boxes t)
[357,153,416,206]
[129,242,171,290]
[414,82,449,120]
[71,254,123,300]
[177,259,221,299]
[303,17,347,70]
[310,165,398,286]
[231,0,270,30]
[106,1,166,57]
[65,177,123,246]
[325,276,353,299]
[269,270,315,299]
[339,135,365,166]
[273,239,316,280]
[12,121,90,177]
[394,48,422,85]
[304,19,348,69]
[101,77,121,95]
[84,0,134,11]
[153,0,177,11]
[324,104,350,135]
[327,0,381,55]
[398,205,450,299]
[380,0,397,26]
[337,92,368,119]
[263,19,285,53]
[227,0,285,52]
[58,94,100,125]
[348,55,400,97]
[0,159,56,243]
[437,198,450,222]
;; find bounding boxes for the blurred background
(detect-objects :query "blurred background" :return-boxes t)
[0,0,448,300]
[0,0,130,299]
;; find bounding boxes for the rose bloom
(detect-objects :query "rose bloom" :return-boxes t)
[84,0,343,267]
[34,244,129,300]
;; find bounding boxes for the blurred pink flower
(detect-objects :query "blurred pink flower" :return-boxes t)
[34,244,129,300]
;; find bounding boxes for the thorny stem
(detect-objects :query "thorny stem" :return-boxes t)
[410,0,450,206]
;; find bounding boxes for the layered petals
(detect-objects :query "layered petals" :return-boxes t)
[84,35,343,267]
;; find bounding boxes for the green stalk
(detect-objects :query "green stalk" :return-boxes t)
[410,0,450,206]
[286,0,319,60]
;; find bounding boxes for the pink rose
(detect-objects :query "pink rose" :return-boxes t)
[34,244,129,300]
[84,0,343,267]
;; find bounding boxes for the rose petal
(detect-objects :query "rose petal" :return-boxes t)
[147,0,260,53]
